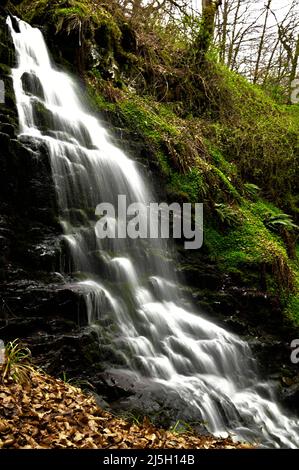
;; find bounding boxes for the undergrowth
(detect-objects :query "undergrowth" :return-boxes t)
[1,340,33,384]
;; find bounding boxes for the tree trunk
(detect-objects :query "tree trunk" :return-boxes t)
[219,0,229,62]
[253,0,272,84]
[226,0,241,69]
[289,34,299,102]
[195,0,222,67]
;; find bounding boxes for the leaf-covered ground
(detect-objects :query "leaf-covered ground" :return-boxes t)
[0,370,252,449]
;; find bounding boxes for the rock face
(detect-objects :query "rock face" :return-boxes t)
[0,8,104,384]
[21,72,45,100]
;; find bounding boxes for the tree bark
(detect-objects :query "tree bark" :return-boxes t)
[289,35,299,92]
[253,0,272,84]
[195,0,222,66]
[219,0,229,62]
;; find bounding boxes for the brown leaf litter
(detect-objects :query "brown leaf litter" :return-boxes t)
[0,369,252,449]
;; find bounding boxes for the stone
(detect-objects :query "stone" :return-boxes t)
[281,383,299,413]
[21,72,45,100]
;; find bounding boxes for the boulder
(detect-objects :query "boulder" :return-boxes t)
[21,72,45,100]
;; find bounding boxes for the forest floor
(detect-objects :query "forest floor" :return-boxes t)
[0,368,253,449]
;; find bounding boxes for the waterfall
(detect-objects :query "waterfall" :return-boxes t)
[7,16,299,448]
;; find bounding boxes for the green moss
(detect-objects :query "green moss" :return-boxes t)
[168,168,207,203]
[0,63,11,75]
[18,0,49,22]
[202,64,299,209]
[113,95,203,174]
[119,98,179,140]
[285,296,299,323]
[19,0,109,24]
[55,7,85,17]
[86,80,116,112]
[208,145,238,178]
[251,199,281,218]
[205,201,294,290]
[212,167,240,201]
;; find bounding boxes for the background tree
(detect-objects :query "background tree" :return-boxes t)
[195,0,222,66]
[106,0,299,100]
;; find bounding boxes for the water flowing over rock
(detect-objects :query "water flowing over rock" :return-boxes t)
[6,15,299,448]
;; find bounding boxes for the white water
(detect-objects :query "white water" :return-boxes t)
[7,16,299,448]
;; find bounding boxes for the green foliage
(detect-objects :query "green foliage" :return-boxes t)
[208,146,237,179]
[118,411,143,426]
[285,296,299,323]
[61,371,94,391]
[18,0,121,51]
[89,91,207,175]
[262,82,290,105]
[214,203,242,227]
[205,202,294,290]
[212,167,240,201]
[120,99,179,142]
[1,340,33,384]
[243,183,261,200]
[264,213,299,233]
[251,200,299,232]
[202,65,299,208]
[169,419,203,435]
[19,0,109,25]
[17,0,49,22]
[169,168,208,203]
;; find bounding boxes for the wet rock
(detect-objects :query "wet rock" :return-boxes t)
[179,264,222,290]
[0,74,17,114]
[21,72,45,100]
[31,99,53,131]
[86,45,101,69]
[9,14,21,33]
[25,327,105,378]
[0,282,87,322]
[222,316,249,335]
[0,234,10,259]
[94,371,208,432]
[120,23,137,53]
[92,393,111,411]
[0,122,15,137]
[0,130,10,146]
[281,383,299,414]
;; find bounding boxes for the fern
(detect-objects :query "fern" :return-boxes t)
[244,183,261,200]
[264,212,299,232]
[215,203,241,227]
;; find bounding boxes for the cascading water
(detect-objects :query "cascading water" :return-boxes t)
[7,16,299,448]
